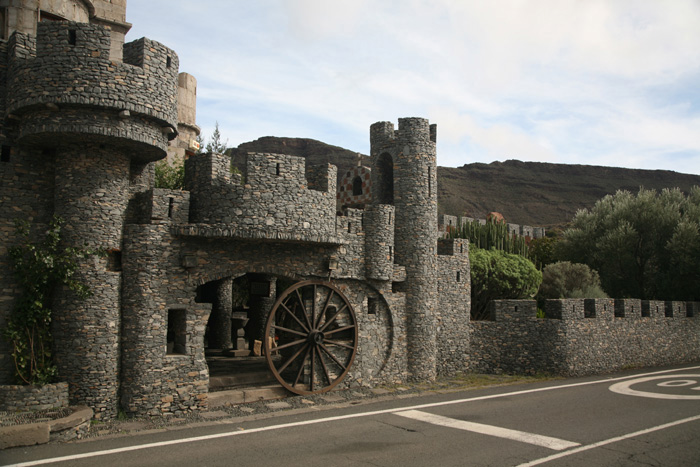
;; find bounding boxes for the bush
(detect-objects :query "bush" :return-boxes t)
[154,160,185,190]
[470,247,542,320]
[537,262,607,306]
[557,186,700,300]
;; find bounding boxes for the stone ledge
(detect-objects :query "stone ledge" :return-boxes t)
[173,224,344,245]
[0,406,92,449]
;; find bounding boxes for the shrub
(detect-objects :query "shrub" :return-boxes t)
[537,261,607,307]
[470,247,542,320]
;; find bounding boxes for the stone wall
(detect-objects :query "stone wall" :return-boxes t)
[338,165,372,209]
[470,299,700,376]
[436,238,471,376]
[185,152,337,242]
[0,382,68,412]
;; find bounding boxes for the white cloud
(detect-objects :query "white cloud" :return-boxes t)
[126,0,700,174]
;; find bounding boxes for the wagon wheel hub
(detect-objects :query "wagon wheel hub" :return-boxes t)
[308,330,325,345]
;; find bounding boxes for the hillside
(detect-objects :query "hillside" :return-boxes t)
[230,137,700,229]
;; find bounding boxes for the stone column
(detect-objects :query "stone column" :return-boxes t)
[208,277,233,350]
[247,275,277,343]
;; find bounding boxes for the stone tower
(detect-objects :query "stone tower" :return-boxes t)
[370,118,438,381]
[4,19,179,418]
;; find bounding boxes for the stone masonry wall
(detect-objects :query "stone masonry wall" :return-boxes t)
[8,23,178,132]
[185,152,337,242]
[436,238,471,376]
[470,299,700,376]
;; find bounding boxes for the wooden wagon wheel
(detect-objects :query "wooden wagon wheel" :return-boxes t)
[264,280,358,395]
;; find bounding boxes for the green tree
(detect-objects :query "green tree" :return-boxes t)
[3,217,92,385]
[536,261,607,307]
[557,187,700,300]
[450,218,529,258]
[470,247,542,320]
[205,121,228,155]
[154,160,185,190]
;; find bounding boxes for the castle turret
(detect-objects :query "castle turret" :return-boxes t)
[370,118,438,381]
[4,21,178,418]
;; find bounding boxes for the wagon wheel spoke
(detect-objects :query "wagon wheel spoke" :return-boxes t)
[279,302,309,334]
[316,348,332,387]
[277,342,309,374]
[264,280,358,395]
[324,325,356,336]
[323,339,355,350]
[318,343,348,371]
[272,324,307,339]
[272,338,307,352]
[319,304,348,333]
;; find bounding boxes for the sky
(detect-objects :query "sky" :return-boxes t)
[126,0,700,175]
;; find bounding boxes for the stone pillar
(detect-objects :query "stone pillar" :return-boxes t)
[208,277,233,350]
[52,143,129,419]
[247,275,277,343]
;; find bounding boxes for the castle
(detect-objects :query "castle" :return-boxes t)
[0,1,697,420]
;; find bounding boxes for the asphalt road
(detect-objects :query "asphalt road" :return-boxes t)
[3,364,700,466]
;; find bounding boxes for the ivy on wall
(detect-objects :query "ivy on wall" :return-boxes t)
[3,217,92,385]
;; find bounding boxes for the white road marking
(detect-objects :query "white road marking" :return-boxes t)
[5,365,700,467]
[609,374,700,400]
[395,409,580,451]
[516,413,700,467]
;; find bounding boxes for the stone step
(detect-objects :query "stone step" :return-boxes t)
[209,369,278,391]
[208,385,288,408]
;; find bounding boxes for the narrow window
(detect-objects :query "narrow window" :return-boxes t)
[68,29,76,45]
[514,306,518,312]
[456,271,461,282]
[388,212,392,225]
[428,167,432,196]
[347,222,352,233]
[389,246,393,258]
[352,176,362,196]
[106,250,122,272]
[368,298,378,315]
[167,309,187,355]
[1,145,10,163]
[460,243,463,254]
[166,56,172,68]
[168,197,174,218]
[276,163,281,176]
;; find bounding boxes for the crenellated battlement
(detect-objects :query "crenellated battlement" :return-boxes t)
[6,22,178,159]
[182,152,338,241]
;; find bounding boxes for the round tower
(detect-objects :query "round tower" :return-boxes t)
[370,118,438,381]
[6,21,179,418]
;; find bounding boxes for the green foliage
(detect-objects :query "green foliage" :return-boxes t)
[450,218,529,258]
[205,121,228,155]
[536,261,607,307]
[154,160,185,190]
[3,217,92,385]
[528,235,558,269]
[470,247,542,320]
[557,187,700,300]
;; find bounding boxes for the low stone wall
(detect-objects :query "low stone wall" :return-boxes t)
[0,382,69,412]
[470,299,700,376]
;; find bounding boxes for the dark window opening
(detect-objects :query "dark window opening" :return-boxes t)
[1,145,10,163]
[347,222,352,233]
[352,176,362,196]
[456,271,461,282]
[514,306,518,312]
[106,250,122,272]
[460,243,463,254]
[688,305,695,318]
[68,29,76,45]
[641,302,651,318]
[167,309,187,355]
[166,56,172,68]
[368,298,378,315]
[665,303,673,318]
[168,197,174,218]
[428,167,432,196]
[584,299,596,318]
[389,246,393,259]
[276,163,281,176]
[0,8,6,41]
[376,153,394,205]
